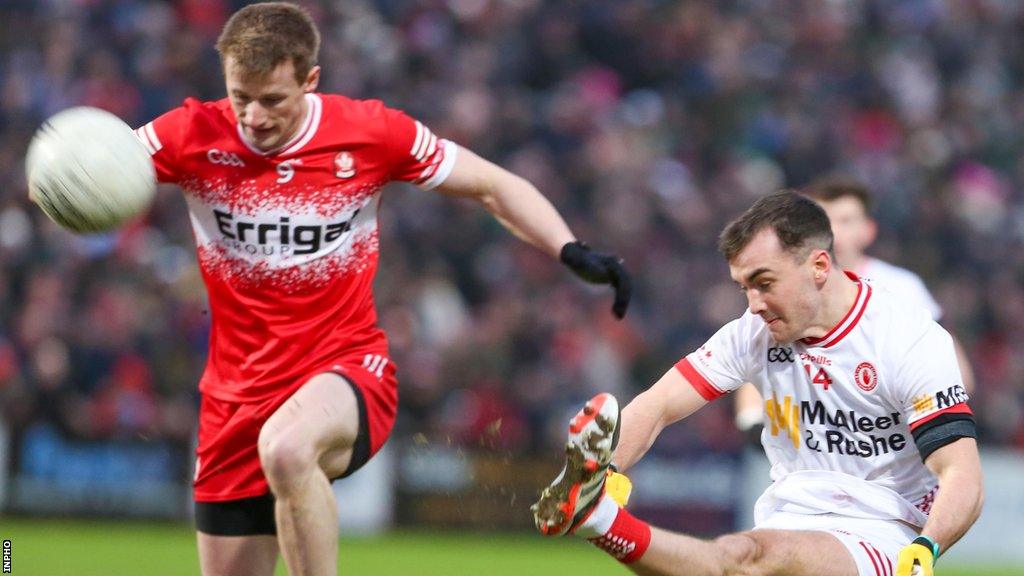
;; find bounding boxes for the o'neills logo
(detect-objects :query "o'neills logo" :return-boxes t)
[213,208,360,256]
[855,362,877,392]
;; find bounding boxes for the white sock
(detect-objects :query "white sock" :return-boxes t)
[573,494,620,538]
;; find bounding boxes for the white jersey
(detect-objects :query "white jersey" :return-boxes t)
[860,257,942,321]
[676,273,971,528]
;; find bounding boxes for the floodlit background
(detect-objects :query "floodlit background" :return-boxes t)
[1,1,1023,574]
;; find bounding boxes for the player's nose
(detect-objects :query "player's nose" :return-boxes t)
[243,101,269,127]
[746,291,767,314]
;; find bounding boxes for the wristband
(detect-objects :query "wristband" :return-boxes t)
[912,535,941,562]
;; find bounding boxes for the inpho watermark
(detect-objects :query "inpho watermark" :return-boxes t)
[2,539,11,573]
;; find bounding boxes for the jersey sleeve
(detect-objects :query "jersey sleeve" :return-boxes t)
[134,104,189,184]
[891,324,972,433]
[381,107,458,190]
[674,315,755,401]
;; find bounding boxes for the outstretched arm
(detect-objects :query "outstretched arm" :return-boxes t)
[435,146,573,257]
[435,146,631,317]
[615,367,710,472]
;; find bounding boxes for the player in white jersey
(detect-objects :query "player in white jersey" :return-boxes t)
[734,178,975,443]
[533,191,982,576]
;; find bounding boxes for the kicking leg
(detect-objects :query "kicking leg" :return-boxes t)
[534,393,860,576]
[257,373,362,576]
[617,521,858,576]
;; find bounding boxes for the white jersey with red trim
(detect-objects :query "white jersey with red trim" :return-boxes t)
[135,93,457,402]
[676,273,971,527]
[860,257,942,321]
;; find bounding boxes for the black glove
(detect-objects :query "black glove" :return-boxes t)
[559,240,632,319]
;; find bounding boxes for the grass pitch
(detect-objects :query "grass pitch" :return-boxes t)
[0,518,1017,575]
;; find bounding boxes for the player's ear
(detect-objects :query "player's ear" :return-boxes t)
[303,65,321,93]
[864,217,878,248]
[811,248,831,282]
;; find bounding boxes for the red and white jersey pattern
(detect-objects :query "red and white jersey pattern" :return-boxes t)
[136,93,457,402]
[676,272,970,528]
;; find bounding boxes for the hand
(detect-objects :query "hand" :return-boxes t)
[560,241,632,319]
[605,470,632,507]
[896,537,938,576]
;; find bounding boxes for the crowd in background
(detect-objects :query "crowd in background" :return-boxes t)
[1,0,1023,462]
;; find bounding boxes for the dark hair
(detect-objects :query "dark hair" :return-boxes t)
[216,2,320,83]
[718,190,834,261]
[803,176,873,213]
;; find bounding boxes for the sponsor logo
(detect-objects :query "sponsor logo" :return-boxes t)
[763,395,908,457]
[800,352,831,366]
[213,208,360,256]
[767,346,794,363]
[801,400,901,433]
[935,384,969,409]
[912,394,935,415]
[854,361,877,392]
[911,384,968,417]
[207,149,246,167]
[335,151,356,178]
[765,395,801,448]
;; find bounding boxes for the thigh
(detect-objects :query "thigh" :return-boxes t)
[755,512,913,576]
[261,372,362,477]
[748,528,860,576]
[820,518,915,576]
[197,532,278,576]
[260,353,398,479]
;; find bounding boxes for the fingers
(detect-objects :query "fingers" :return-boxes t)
[606,257,632,319]
[560,241,633,318]
[895,547,932,576]
[895,555,913,576]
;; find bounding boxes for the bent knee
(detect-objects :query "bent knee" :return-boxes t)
[257,428,316,488]
[713,532,766,576]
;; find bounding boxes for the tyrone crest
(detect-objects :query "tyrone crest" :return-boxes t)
[334,151,356,179]
[854,361,878,392]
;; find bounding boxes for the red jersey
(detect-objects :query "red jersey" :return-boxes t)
[135,93,456,402]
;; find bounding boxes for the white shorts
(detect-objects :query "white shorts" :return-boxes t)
[754,511,918,576]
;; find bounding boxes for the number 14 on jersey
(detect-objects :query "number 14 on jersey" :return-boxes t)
[803,364,832,390]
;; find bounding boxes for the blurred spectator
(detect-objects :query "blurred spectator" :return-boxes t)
[1,0,1023,457]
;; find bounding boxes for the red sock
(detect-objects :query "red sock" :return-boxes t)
[588,507,651,564]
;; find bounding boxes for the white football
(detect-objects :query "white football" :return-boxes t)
[26,106,156,233]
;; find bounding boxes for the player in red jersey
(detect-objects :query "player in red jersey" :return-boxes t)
[130,4,631,575]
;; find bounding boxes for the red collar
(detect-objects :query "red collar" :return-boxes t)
[799,271,872,348]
